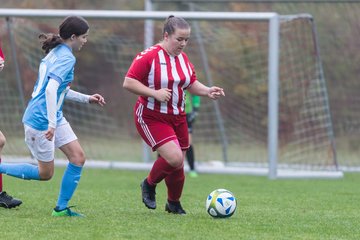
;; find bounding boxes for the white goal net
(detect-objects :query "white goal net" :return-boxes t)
[0,9,341,178]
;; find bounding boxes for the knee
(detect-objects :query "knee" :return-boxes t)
[168,151,184,168]
[0,133,6,149]
[39,169,54,181]
[70,150,86,166]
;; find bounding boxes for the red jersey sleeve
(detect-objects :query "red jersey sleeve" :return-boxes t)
[189,61,197,85]
[182,54,198,90]
[0,45,4,60]
[126,52,152,84]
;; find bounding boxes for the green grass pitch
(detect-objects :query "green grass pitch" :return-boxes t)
[1,168,359,240]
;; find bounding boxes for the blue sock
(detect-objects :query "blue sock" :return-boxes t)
[56,162,83,210]
[0,163,40,180]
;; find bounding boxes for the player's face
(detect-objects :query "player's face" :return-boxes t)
[165,28,191,56]
[72,29,89,51]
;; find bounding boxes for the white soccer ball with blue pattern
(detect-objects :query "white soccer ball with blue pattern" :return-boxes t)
[206,189,237,218]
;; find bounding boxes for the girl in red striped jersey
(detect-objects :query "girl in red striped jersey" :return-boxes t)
[123,15,225,214]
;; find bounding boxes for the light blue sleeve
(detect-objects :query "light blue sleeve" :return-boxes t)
[48,56,75,84]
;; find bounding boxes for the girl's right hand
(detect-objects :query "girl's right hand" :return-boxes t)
[45,127,55,141]
[154,88,172,102]
[207,86,225,100]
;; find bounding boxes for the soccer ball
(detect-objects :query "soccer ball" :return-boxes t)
[206,189,237,218]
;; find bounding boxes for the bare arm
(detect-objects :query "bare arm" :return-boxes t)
[187,80,225,100]
[123,77,172,102]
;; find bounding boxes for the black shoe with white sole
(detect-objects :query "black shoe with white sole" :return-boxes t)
[0,191,22,209]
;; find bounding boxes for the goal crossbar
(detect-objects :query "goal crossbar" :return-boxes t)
[0,8,278,20]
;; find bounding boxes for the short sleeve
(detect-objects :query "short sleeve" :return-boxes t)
[48,56,75,84]
[0,46,4,60]
[126,54,151,84]
[189,61,197,85]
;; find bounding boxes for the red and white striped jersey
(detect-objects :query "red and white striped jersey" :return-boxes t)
[0,44,4,60]
[126,44,197,115]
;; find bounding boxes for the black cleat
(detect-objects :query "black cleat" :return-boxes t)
[140,178,156,209]
[165,200,186,215]
[0,191,22,209]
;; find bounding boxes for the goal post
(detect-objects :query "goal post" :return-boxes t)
[0,9,341,178]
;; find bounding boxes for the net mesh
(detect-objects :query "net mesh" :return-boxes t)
[0,14,337,171]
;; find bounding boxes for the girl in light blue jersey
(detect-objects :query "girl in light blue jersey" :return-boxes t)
[0,16,105,217]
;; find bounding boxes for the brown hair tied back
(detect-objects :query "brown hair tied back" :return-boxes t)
[38,33,62,54]
[39,16,89,54]
[163,15,190,37]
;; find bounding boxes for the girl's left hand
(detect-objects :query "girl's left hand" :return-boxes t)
[89,94,106,106]
[208,86,225,100]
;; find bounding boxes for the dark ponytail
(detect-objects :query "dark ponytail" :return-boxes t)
[39,33,62,54]
[39,15,89,54]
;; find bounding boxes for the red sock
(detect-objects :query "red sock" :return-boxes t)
[165,165,185,202]
[0,158,3,192]
[147,156,176,186]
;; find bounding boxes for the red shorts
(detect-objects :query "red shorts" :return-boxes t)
[134,101,189,151]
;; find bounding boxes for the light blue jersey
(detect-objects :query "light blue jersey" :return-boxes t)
[23,44,76,131]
